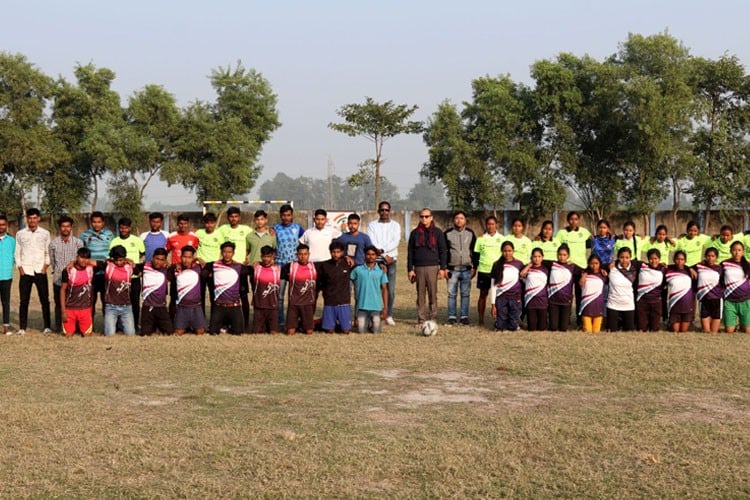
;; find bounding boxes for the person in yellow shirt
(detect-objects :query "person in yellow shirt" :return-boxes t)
[473,216,503,327]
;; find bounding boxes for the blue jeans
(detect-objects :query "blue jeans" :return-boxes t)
[384,260,396,317]
[104,304,136,336]
[495,296,521,331]
[278,279,287,328]
[447,266,472,320]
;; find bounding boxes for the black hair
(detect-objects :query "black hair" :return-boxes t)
[364,245,378,255]
[57,215,74,226]
[220,241,236,250]
[26,208,41,217]
[485,215,498,225]
[617,247,632,258]
[153,248,168,258]
[118,217,132,227]
[329,241,345,252]
[531,247,544,258]
[378,201,391,210]
[109,245,127,259]
[254,210,268,218]
[77,247,91,259]
[279,204,293,214]
[673,250,687,264]
[314,209,327,218]
[347,213,360,222]
[0,214,7,223]
[730,241,750,277]
[501,241,514,251]
[260,245,276,256]
[202,212,217,223]
[453,210,466,218]
[647,248,661,260]
[90,211,105,222]
[686,220,699,232]
[558,243,570,255]
[177,214,190,223]
[297,243,309,252]
[180,245,196,256]
[227,206,241,216]
[538,220,554,241]
[149,212,164,221]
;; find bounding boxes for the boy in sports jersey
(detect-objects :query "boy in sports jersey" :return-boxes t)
[474,216,503,327]
[203,241,249,335]
[281,244,317,335]
[350,246,389,334]
[136,248,173,335]
[166,214,199,319]
[274,204,305,329]
[109,217,145,329]
[140,212,169,263]
[80,211,114,319]
[100,245,136,336]
[220,206,253,328]
[251,245,281,334]
[316,241,352,334]
[196,212,222,314]
[60,247,95,336]
[247,210,276,266]
[169,246,206,335]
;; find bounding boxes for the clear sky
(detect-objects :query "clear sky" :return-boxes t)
[3,0,749,207]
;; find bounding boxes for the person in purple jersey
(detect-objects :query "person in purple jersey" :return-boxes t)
[519,248,549,331]
[720,241,750,333]
[169,246,206,335]
[579,255,608,333]
[489,241,524,332]
[666,250,697,332]
[694,247,722,333]
[136,248,173,335]
[203,241,249,335]
[547,244,581,332]
[636,248,667,332]
[140,212,169,263]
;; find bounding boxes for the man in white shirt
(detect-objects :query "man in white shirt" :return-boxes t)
[15,208,52,334]
[366,201,401,325]
[299,209,342,263]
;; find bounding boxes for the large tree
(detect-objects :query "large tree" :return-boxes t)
[0,52,70,219]
[167,62,280,202]
[329,97,422,210]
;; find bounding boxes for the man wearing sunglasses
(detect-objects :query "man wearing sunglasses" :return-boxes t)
[407,208,448,325]
[367,201,400,326]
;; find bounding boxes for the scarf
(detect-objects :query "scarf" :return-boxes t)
[415,221,438,251]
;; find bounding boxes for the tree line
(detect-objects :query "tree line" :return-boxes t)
[0,54,279,221]
[421,32,750,232]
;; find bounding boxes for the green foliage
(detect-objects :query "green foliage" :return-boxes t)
[329,97,422,209]
[405,175,449,211]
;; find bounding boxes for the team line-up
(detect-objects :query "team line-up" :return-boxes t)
[2,204,750,337]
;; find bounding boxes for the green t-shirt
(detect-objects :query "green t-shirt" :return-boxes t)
[247,230,277,266]
[745,234,750,261]
[708,234,741,262]
[535,239,560,261]
[641,239,675,265]
[109,235,145,264]
[473,232,504,273]
[504,235,534,265]
[614,236,644,261]
[676,234,710,267]
[554,227,591,269]
[195,228,223,263]
[219,224,253,263]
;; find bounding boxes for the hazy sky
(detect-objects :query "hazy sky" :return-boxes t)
[3,0,750,207]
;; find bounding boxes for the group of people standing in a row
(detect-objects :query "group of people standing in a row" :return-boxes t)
[410,210,750,334]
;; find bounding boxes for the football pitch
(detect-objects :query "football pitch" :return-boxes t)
[1,270,748,496]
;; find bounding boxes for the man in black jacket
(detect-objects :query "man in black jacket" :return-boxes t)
[407,208,448,325]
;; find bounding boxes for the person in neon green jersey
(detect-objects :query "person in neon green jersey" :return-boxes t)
[675,221,710,267]
[554,211,591,269]
[614,221,644,261]
[474,216,503,327]
[504,218,533,265]
[641,225,675,265]
[534,220,559,262]
[708,225,741,262]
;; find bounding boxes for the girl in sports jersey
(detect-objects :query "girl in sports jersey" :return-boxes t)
[635,249,666,332]
[676,221,710,268]
[665,250,696,332]
[519,248,549,331]
[579,254,607,333]
[606,247,638,331]
[505,218,533,265]
[720,241,750,333]
[534,220,559,262]
[694,247,722,333]
[490,241,524,331]
[643,225,675,265]
[547,244,580,332]
[591,219,616,269]
[710,225,741,262]
[615,221,643,260]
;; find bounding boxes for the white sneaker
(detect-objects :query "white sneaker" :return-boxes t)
[219,328,227,334]
[42,328,53,335]
[385,317,396,326]
[16,329,25,336]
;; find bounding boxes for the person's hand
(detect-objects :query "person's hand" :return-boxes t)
[408,271,416,283]
[438,269,447,280]
[491,304,497,318]
[62,311,68,323]
[380,309,387,321]
[471,268,477,279]
[383,255,394,265]
[18,267,25,276]
[690,268,697,280]
[41,264,49,274]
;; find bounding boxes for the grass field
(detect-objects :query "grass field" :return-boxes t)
[1,256,749,497]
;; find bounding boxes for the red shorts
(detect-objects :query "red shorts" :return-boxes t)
[63,308,93,336]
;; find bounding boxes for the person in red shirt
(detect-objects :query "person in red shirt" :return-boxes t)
[167,214,199,318]
[60,247,95,336]
[281,244,317,335]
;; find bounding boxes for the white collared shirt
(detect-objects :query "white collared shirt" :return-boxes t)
[15,226,51,274]
[366,220,401,260]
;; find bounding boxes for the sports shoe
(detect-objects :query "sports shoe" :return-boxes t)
[16,329,25,336]
[460,318,470,326]
[219,328,227,334]
[42,328,53,335]
[385,317,396,326]
[446,318,457,326]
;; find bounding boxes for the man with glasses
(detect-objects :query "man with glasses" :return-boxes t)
[407,208,448,325]
[367,201,400,325]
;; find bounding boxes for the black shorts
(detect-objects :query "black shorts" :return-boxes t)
[174,306,207,331]
[141,306,174,335]
[669,310,694,324]
[700,298,722,320]
[286,303,315,332]
[476,272,492,291]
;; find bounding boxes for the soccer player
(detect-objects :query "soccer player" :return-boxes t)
[140,212,169,263]
[196,212,223,314]
[166,214,199,265]
[169,246,206,335]
[204,241,248,335]
[591,219,616,270]
[666,250,696,332]
[49,215,83,332]
[273,204,304,329]
[250,245,281,334]
[281,244,317,335]
[519,248,549,331]
[547,244,580,332]
[554,211,591,270]
[407,209,448,326]
[578,255,607,333]
[694,248,722,333]
[641,225,675,265]
[490,241,524,332]
[614,221,643,261]
[15,208,52,335]
[80,211,114,319]
[708,225,741,262]
[721,241,750,334]
[60,247,95,336]
[109,217,145,328]
[350,245,389,334]
[300,208,341,263]
[316,241,353,334]
[220,206,253,327]
[606,247,638,332]
[137,248,173,335]
[0,215,15,335]
[101,245,137,336]
[336,213,372,267]
[504,218,533,265]
[676,221,710,267]
[534,220,560,262]
[474,216,503,327]
[635,249,666,332]
[366,201,400,326]
[444,211,477,325]
[246,210,276,266]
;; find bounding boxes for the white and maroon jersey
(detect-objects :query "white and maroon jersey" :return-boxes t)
[636,263,665,304]
[548,262,577,306]
[211,260,246,305]
[666,266,695,314]
[523,266,549,309]
[694,263,722,301]
[721,260,750,302]
[282,262,317,306]
[580,272,606,317]
[252,264,281,309]
[174,263,202,307]
[141,262,168,307]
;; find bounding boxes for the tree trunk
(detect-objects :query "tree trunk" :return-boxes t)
[91,176,99,212]
[19,182,27,228]
[374,157,381,211]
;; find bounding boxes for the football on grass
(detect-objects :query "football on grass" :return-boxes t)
[420,320,438,337]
